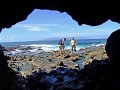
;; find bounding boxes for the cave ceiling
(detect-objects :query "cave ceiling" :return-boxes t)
[0,0,119,32]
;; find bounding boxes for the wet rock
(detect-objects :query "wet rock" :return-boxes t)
[56,79,84,90]
[65,69,79,78]
[71,57,80,62]
[64,55,71,58]
[0,50,20,90]
[59,61,64,66]
[2,45,112,90]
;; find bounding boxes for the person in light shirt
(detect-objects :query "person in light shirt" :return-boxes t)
[70,37,76,53]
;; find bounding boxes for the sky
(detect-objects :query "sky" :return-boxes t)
[0,9,120,42]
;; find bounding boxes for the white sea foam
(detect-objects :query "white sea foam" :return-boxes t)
[95,43,105,46]
[11,49,22,55]
[36,44,58,51]
[22,44,89,52]
[90,43,105,47]
[19,43,105,52]
[65,46,84,50]
[29,49,38,52]
[22,44,59,52]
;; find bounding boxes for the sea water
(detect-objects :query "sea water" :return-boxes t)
[0,39,107,52]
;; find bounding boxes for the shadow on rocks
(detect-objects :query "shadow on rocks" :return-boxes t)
[84,29,120,90]
[25,58,112,90]
[0,45,26,90]
[26,66,84,90]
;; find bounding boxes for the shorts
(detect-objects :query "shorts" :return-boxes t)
[59,45,64,50]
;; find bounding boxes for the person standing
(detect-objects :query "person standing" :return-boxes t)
[70,37,76,53]
[58,37,66,56]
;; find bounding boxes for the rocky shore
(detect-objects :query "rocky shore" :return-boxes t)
[4,45,108,76]
[0,45,111,90]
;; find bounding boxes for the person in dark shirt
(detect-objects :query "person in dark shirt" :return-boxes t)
[58,37,66,56]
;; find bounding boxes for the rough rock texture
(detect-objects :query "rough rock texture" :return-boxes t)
[0,0,120,31]
[0,50,18,90]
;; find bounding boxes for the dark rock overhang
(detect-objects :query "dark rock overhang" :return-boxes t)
[0,0,120,32]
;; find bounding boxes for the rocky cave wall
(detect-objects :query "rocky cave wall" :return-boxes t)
[0,0,120,31]
[0,0,120,89]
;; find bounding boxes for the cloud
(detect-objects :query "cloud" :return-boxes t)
[88,28,107,32]
[22,25,49,31]
[15,24,63,32]
[0,37,14,42]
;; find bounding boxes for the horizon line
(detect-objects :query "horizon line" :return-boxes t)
[0,38,107,43]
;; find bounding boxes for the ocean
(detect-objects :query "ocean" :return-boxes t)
[0,39,107,51]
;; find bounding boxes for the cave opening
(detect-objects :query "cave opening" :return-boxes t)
[0,9,120,90]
